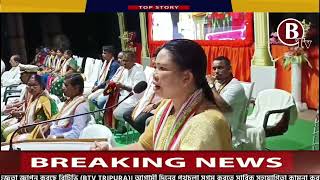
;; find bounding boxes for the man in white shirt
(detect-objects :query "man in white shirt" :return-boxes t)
[209,56,247,150]
[1,55,22,87]
[113,51,146,128]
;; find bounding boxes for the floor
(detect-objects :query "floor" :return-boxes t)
[298,109,317,122]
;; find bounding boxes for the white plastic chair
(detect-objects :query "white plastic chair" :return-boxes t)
[244,89,298,150]
[240,81,255,124]
[79,124,116,147]
[83,58,101,95]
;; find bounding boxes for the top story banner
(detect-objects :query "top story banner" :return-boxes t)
[0,0,319,12]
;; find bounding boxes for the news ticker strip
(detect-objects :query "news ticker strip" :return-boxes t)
[1,151,319,174]
[1,174,320,180]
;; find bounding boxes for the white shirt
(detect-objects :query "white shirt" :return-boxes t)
[1,66,21,87]
[217,78,247,147]
[18,64,39,72]
[119,64,146,107]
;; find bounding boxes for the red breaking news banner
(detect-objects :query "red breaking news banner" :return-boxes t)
[1,151,319,174]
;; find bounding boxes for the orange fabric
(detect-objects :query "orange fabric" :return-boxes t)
[302,46,319,109]
[272,45,292,92]
[271,45,319,109]
[149,44,254,82]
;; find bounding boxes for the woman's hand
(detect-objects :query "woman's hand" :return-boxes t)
[90,141,110,151]
[11,111,24,119]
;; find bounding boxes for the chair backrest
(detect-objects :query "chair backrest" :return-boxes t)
[240,82,255,124]
[83,57,95,83]
[74,56,84,68]
[79,124,116,146]
[250,89,297,128]
[240,82,255,101]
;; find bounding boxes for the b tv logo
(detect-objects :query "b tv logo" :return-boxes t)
[277,18,312,49]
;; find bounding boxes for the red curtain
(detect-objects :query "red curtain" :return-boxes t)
[271,45,319,109]
[149,44,254,82]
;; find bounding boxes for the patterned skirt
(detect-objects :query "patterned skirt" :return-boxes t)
[50,76,65,101]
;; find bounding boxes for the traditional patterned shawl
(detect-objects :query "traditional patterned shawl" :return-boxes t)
[131,71,155,119]
[153,89,203,150]
[6,90,58,142]
[54,57,65,72]
[44,55,55,68]
[97,59,113,85]
[21,90,54,125]
[60,58,72,76]
[112,66,126,83]
[52,95,86,128]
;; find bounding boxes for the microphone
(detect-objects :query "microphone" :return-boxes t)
[8,81,148,151]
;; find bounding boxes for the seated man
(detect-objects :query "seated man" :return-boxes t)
[1,55,39,89]
[1,55,22,88]
[112,51,146,131]
[122,52,161,133]
[208,56,247,150]
[88,46,120,108]
[48,73,90,139]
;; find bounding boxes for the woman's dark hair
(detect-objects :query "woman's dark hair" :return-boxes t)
[64,73,84,94]
[57,48,64,53]
[31,74,46,90]
[64,49,73,57]
[159,39,215,103]
[50,48,57,52]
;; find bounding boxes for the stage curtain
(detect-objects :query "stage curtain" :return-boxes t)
[271,45,319,109]
[149,44,254,82]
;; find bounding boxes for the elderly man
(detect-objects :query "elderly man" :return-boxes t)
[1,55,22,87]
[208,56,247,150]
[113,51,146,132]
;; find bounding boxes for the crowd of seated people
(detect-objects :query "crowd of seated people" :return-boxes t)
[1,40,253,151]
[0,45,157,144]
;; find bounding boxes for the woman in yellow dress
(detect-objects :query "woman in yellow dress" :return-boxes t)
[2,74,58,142]
[91,39,232,151]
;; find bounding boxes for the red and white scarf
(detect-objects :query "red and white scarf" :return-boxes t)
[98,59,113,84]
[153,89,203,150]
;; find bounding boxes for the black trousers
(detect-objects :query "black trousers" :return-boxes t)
[123,107,153,134]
